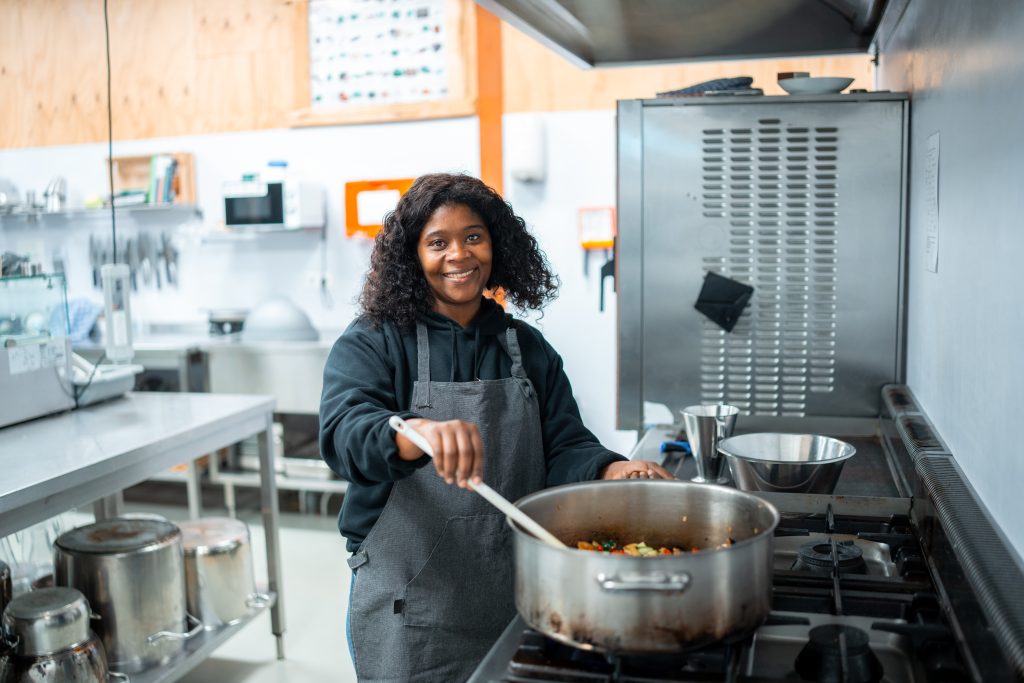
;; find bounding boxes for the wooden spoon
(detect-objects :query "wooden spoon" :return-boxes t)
[388,416,566,549]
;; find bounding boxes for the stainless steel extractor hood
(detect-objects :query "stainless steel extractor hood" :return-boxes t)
[476,0,885,68]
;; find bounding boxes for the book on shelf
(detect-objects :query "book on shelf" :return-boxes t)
[112,190,148,207]
[147,154,179,205]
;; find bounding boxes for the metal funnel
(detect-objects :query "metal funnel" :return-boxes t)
[680,404,740,483]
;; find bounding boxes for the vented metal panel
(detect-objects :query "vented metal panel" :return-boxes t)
[916,455,1024,677]
[617,95,908,428]
[698,120,840,416]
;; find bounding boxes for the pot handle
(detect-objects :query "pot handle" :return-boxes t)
[595,571,691,593]
[107,671,131,682]
[0,632,18,656]
[147,613,203,644]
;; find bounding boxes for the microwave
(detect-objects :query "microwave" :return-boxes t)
[223,179,326,230]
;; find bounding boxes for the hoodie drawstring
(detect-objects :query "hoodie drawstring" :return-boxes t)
[435,316,494,383]
[448,322,457,383]
[472,327,481,381]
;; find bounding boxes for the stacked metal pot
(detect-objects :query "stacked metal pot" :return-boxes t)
[177,518,269,629]
[52,518,196,674]
[0,587,112,683]
[1,515,263,681]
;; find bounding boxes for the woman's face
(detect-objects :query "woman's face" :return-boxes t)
[417,203,493,322]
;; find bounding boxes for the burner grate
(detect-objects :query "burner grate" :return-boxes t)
[505,630,756,682]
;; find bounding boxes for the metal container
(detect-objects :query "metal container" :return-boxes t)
[0,587,109,683]
[178,518,268,629]
[512,481,779,653]
[1,588,91,656]
[0,634,108,683]
[54,519,198,673]
[680,404,739,483]
[719,432,857,494]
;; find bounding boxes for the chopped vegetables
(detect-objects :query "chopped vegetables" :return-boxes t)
[576,537,739,556]
[577,540,689,556]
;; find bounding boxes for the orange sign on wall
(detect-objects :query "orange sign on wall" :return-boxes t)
[578,206,616,250]
[344,178,416,239]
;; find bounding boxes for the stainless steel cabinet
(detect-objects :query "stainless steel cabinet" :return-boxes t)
[617,94,909,429]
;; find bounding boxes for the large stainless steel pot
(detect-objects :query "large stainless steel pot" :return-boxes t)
[512,480,779,653]
[54,519,198,673]
[0,587,109,683]
[178,518,269,629]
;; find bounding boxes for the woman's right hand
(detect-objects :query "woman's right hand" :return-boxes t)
[394,418,484,488]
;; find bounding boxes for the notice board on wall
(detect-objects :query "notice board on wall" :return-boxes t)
[294,0,475,126]
[310,0,451,108]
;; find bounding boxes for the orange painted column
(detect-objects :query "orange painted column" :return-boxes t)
[475,4,503,196]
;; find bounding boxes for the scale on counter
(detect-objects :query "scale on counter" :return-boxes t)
[0,271,141,428]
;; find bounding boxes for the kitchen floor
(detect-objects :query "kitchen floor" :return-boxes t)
[119,501,357,683]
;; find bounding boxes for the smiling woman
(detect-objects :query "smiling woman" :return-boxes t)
[319,173,671,683]
[358,173,558,329]
[416,204,494,327]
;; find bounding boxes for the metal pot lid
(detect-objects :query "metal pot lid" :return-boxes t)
[717,433,856,464]
[178,517,249,555]
[55,518,181,555]
[2,587,91,655]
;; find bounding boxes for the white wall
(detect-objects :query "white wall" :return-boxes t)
[0,113,636,453]
[877,0,1024,554]
[503,111,637,455]
[0,119,480,334]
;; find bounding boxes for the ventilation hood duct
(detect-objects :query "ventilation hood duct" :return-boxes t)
[475,0,885,68]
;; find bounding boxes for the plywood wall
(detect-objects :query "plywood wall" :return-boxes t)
[0,0,307,148]
[0,0,875,149]
[501,23,875,112]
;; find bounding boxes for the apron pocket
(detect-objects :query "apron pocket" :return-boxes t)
[402,513,515,634]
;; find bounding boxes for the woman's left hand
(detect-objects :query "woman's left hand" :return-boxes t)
[600,460,675,480]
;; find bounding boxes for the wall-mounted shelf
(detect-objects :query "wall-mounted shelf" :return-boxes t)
[199,226,324,244]
[0,203,202,224]
[110,153,197,204]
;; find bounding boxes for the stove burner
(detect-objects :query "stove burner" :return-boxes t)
[794,624,883,683]
[794,539,868,574]
[505,629,752,682]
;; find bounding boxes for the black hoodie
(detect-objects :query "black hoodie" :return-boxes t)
[319,298,626,551]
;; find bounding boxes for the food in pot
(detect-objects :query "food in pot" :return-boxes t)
[576,538,735,555]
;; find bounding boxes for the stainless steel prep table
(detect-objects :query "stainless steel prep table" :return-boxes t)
[0,391,287,678]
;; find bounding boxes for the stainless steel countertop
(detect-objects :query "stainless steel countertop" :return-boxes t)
[0,392,275,537]
[631,415,900,498]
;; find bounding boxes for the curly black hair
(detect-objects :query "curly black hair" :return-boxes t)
[359,173,559,328]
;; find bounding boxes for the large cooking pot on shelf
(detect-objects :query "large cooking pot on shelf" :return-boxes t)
[54,519,199,674]
[178,517,269,629]
[511,480,779,654]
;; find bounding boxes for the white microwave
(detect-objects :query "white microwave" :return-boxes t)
[223,179,325,230]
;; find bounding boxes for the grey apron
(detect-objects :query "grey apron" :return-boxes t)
[347,322,546,683]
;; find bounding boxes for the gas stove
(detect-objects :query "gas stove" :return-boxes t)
[473,504,965,683]
[468,386,1024,683]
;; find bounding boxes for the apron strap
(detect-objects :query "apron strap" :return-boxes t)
[501,325,528,380]
[347,549,369,570]
[414,323,432,409]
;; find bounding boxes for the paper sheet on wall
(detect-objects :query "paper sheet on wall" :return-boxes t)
[924,132,940,273]
[309,0,450,109]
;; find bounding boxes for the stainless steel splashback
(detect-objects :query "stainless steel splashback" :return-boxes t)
[617,94,908,429]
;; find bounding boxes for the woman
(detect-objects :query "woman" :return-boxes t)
[320,173,670,682]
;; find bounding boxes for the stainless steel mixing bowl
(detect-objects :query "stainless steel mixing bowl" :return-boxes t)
[718,433,856,494]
